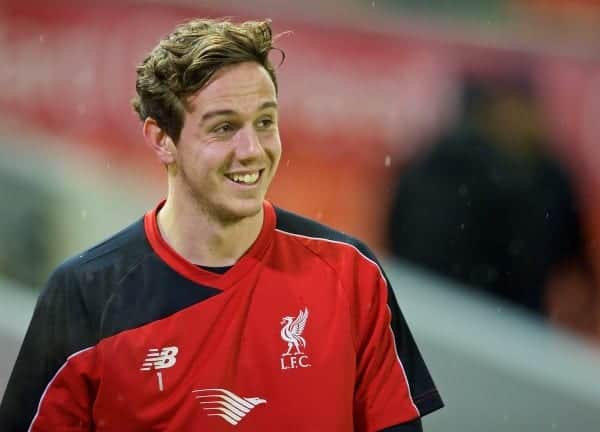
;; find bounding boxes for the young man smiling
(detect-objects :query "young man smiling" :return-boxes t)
[0,19,443,431]
[147,60,281,269]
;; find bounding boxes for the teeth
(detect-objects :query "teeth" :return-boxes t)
[230,172,259,184]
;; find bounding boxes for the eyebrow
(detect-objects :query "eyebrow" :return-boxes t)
[201,101,278,123]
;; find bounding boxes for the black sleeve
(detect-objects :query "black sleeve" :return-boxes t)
[358,238,444,417]
[380,418,423,432]
[0,266,95,431]
[386,281,444,416]
[352,240,443,431]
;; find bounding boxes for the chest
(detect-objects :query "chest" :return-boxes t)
[92,268,357,430]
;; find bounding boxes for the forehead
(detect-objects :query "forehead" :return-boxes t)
[188,62,277,115]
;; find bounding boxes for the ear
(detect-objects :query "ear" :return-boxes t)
[142,118,176,165]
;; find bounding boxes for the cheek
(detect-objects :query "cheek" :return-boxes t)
[176,146,205,177]
[188,147,232,179]
[266,135,282,157]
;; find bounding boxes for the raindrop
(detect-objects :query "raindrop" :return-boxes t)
[81,209,88,221]
[384,155,391,167]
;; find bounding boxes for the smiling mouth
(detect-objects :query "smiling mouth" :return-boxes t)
[225,169,263,186]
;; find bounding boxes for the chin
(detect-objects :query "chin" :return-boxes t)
[214,198,263,224]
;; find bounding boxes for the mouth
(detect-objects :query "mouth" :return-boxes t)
[225,169,264,186]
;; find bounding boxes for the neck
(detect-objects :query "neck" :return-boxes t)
[156,191,264,268]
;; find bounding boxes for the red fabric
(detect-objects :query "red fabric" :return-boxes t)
[29,348,98,431]
[280,232,420,430]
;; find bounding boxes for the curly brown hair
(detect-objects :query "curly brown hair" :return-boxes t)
[131,18,282,143]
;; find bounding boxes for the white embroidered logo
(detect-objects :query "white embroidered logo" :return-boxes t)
[140,346,179,371]
[193,388,267,426]
[140,346,178,391]
[280,307,311,370]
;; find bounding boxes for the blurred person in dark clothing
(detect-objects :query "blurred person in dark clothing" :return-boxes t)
[388,75,585,315]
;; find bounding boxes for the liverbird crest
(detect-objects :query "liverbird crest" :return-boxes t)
[280,307,309,356]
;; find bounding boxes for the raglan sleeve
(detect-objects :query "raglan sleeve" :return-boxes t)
[0,265,98,432]
[351,243,443,432]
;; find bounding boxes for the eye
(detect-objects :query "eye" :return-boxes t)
[212,123,235,134]
[256,117,275,129]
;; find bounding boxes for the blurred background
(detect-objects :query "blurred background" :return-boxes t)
[1,0,600,429]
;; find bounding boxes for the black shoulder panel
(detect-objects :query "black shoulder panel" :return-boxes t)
[273,206,378,262]
[48,218,222,344]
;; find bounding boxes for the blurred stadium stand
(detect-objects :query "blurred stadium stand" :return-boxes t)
[2,0,600,429]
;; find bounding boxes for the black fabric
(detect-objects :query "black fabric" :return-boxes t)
[197,264,232,274]
[53,218,222,340]
[380,418,423,432]
[99,254,222,338]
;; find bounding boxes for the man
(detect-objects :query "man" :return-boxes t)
[0,18,443,431]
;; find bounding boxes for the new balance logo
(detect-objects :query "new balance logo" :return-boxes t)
[140,346,179,392]
[140,346,179,371]
[192,388,267,426]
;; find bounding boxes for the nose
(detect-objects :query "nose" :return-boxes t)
[235,125,263,160]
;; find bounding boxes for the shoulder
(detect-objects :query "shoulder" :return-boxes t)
[42,217,148,299]
[273,206,381,272]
